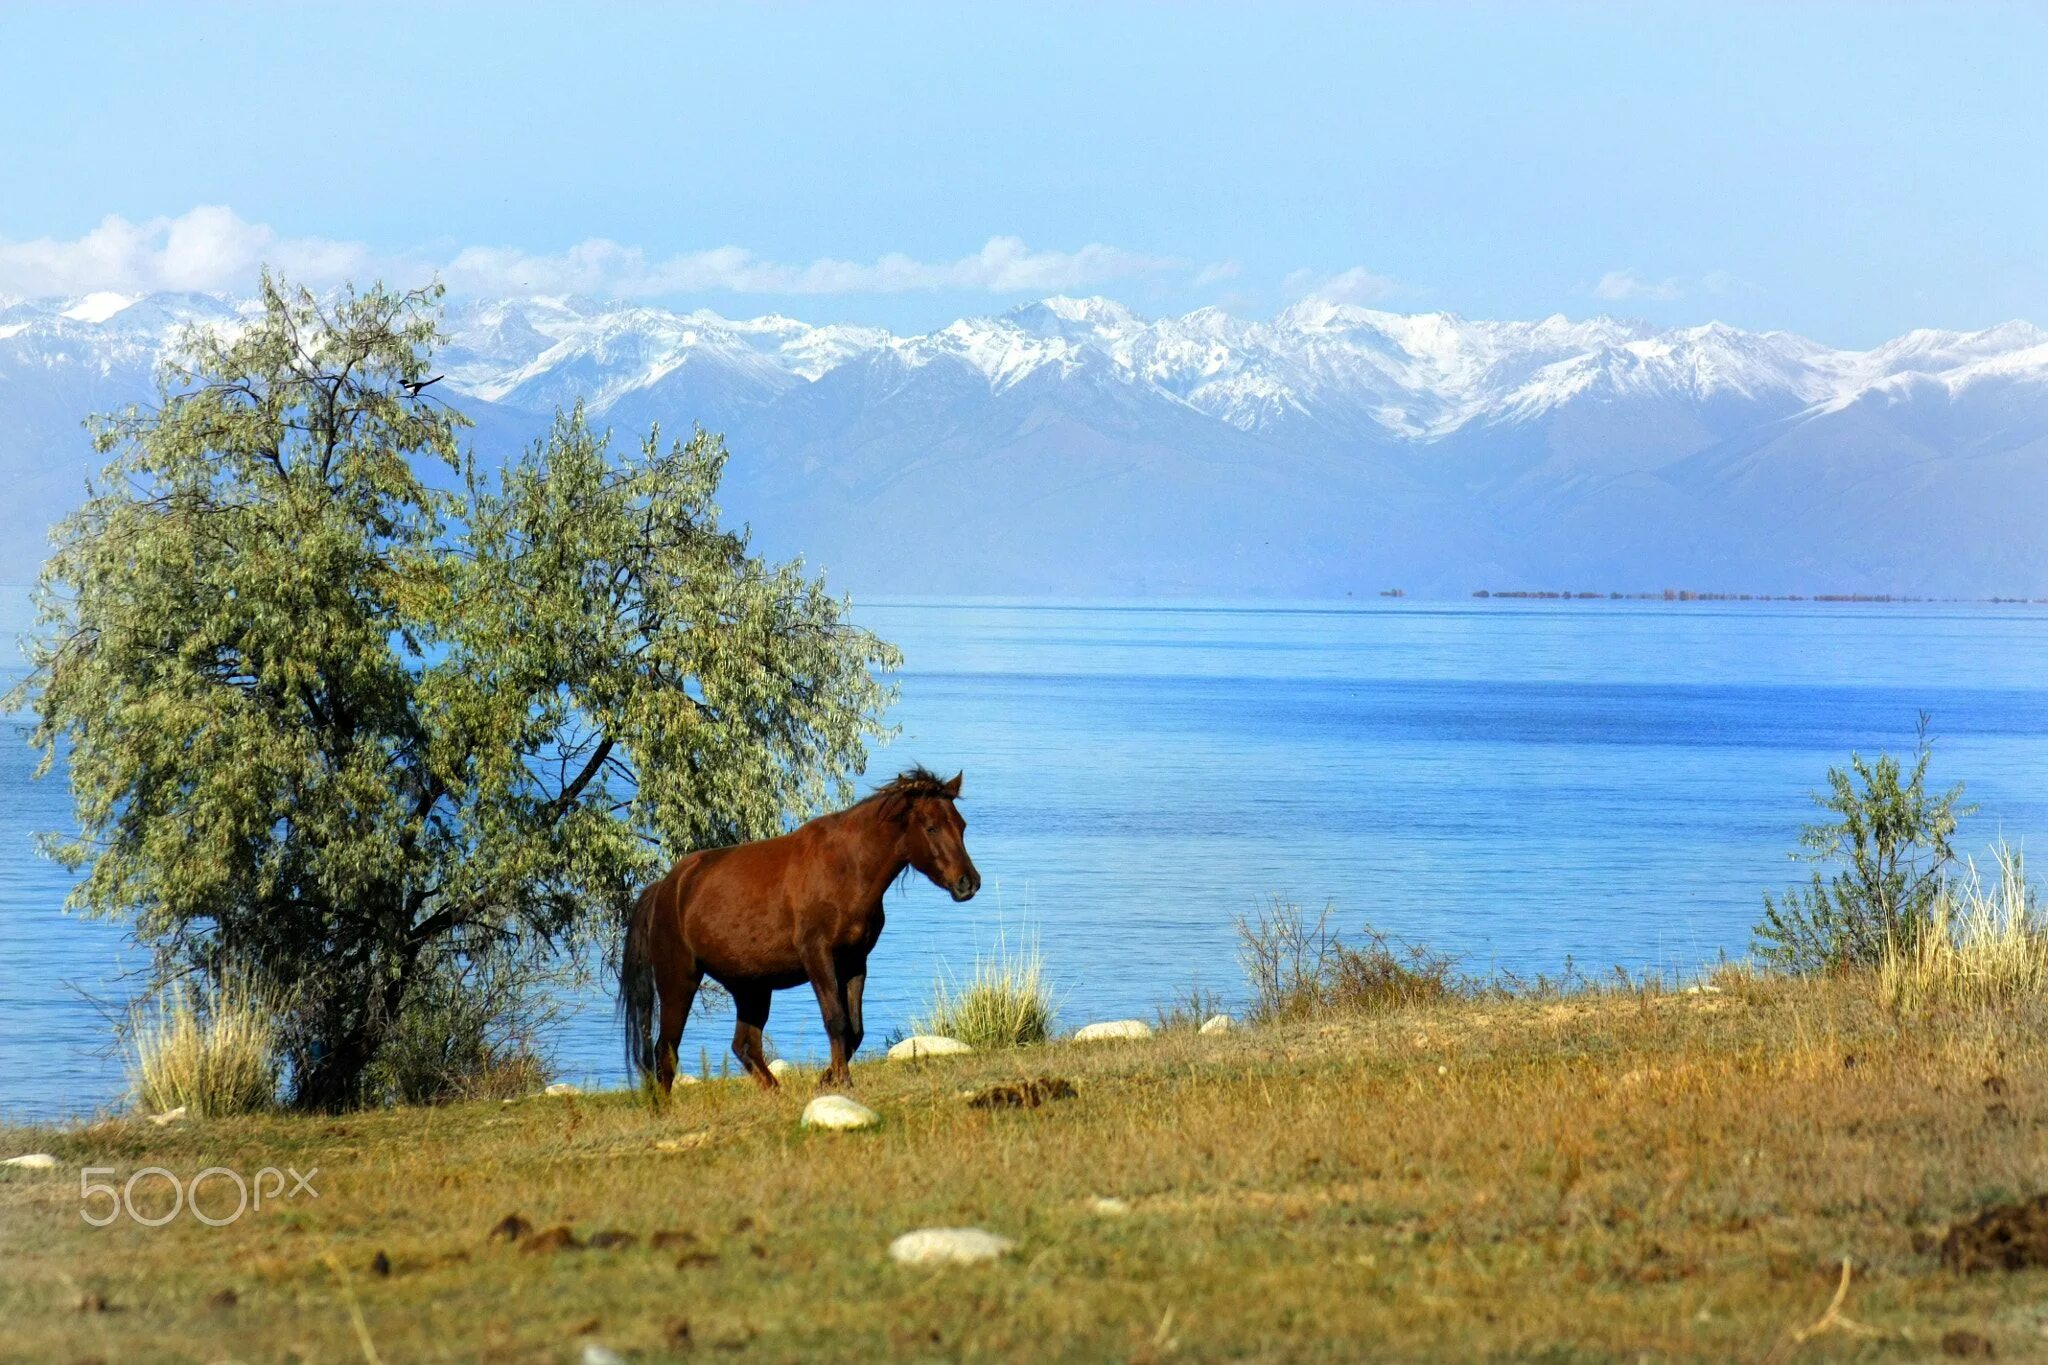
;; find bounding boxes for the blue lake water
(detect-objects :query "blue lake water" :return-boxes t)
[6,595,2048,1119]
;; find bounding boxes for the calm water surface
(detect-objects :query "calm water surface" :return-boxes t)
[5,595,2047,1118]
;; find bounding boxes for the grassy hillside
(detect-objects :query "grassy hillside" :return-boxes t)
[4,973,2045,1361]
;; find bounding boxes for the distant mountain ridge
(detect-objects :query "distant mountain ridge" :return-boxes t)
[3,289,2046,597]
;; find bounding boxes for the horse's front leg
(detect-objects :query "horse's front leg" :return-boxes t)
[838,949,868,1063]
[799,939,853,1088]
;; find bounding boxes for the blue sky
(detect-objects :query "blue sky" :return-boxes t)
[1,2,2042,344]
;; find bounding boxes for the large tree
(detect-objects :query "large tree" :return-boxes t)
[10,276,898,1108]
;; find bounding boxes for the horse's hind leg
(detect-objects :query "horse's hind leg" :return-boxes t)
[654,964,700,1093]
[730,984,777,1089]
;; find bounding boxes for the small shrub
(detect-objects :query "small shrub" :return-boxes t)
[1237,897,1461,1023]
[1155,982,1227,1032]
[1880,844,2048,1015]
[363,961,556,1106]
[914,937,1055,1049]
[131,973,279,1117]
[1754,721,1971,973]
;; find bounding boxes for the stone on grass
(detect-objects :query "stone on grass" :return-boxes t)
[801,1095,880,1131]
[4,1153,57,1170]
[1073,1019,1153,1042]
[148,1104,189,1126]
[581,1344,626,1365]
[767,1058,795,1081]
[889,1227,1016,1266]
[888,1034,973,1060]
[544,1082,579,1096]
[1199,1014,1233,1035]
[1088,1196,1132,1217]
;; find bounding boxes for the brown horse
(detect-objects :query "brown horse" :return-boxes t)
[620,767,980,1091]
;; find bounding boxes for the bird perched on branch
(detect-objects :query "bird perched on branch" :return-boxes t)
[401,374,444,398]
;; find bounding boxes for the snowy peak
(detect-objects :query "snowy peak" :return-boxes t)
[61,291,139,324]
[5,289,2046,444]
[5,289,2048,599]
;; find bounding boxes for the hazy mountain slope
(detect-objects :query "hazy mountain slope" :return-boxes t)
[2,290,2044,596]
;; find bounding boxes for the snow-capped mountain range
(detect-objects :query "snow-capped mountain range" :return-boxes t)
[4,289,2047,597]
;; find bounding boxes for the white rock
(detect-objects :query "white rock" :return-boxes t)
[888,1034,973,1060]
[801,1094,880,1131]
[767,1058,795,1080]
[544,1082,579,1095]
[1088,1196,1132,1217]
[580,1345,626,1365]
[1198,1014,1233,1035]
[1682,983,1725,995]
[888,1227,1016,1265]
[1073,1019,1153,1042]
[4,1153,57,1170]
[148,1105,188,1126]
[676,1073,701,1086]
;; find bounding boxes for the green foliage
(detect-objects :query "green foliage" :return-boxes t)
[1236,897,1461,1022]
[9,274,899,1108]
[1753,721,1971,974]
[361,958,555,1105]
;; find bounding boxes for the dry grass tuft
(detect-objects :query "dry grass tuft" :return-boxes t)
[1880,844,2048,1015]
[913,934,1055,1049]
[129,973,279,1117]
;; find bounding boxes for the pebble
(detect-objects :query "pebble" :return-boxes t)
[148,1105,188,1126]
[1088,1196,1132,1217]
[1198,1014,1233,1035]
[888,1034,974,1060]
[801,1095,881,1131]
[888,1227,1016,1265]
[580,1345,626,1365]
[544,1082,579,1095]
[1073,1019,1153,1042]
[4,1153,57,1170]
[767,1058,795,1081]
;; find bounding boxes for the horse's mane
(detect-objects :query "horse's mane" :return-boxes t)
[858,766,956,822]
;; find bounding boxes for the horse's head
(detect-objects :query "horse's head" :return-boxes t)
[883,768,981,902]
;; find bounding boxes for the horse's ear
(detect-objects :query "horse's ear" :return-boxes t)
[942,771,963,798]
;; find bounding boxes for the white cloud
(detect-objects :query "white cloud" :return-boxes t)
[1192,259,1242,288]
[0,207,377,297]
[0,208,1186,300]
[1593,268,1752,303]
[1285,265,1402,305]
[443,234,1178,297]
[1594,268,1684,302]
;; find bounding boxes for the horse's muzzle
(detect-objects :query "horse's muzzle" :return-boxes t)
[951,871,982,902]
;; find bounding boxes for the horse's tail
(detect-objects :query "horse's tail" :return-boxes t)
[619,878,662,1083]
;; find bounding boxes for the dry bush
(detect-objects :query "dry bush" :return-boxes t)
[130,973,279,1117]
[1881,843,2048,1015]
[1237,896,1461,1022]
